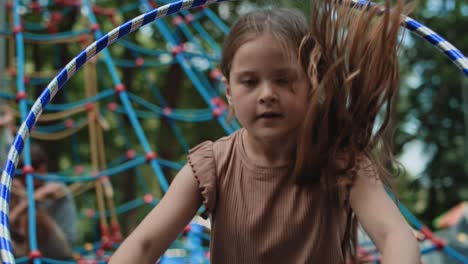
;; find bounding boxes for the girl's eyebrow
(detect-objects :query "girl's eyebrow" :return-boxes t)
[274,67,298,74]
[232,71,257,77]
[273,68,299,78]
[233,67,298,77]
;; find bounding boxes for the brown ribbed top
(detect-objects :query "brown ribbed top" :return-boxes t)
[188,128,349,264]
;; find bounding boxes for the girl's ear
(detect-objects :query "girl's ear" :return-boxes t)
[223,77,233,105]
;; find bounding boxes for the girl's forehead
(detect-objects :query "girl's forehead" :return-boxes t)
[231,36,300,72]
[237,34,296,57]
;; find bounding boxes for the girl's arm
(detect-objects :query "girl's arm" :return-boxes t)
[350,163,420,264]
[109,164,202,263]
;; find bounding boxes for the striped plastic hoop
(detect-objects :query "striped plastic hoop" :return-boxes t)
[1,0,467,263]
[351,0,468,77]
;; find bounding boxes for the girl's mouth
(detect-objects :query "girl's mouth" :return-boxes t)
[257,112,283,119]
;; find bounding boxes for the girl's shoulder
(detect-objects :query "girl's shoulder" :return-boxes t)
[188,129,243,179]
[189,129,242,161]
[187,129,243,218]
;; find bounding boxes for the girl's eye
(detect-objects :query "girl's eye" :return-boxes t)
[241,79,258,87]
[275,77,290,86]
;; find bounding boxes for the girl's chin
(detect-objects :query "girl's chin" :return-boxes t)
[246,128,297,143]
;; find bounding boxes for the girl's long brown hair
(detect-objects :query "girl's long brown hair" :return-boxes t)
[294,0,409,262]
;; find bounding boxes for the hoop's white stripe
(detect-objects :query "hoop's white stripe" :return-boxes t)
[85,44,97,60]
[156,5,169,19]
[131,16,144,33]
[1,249,15,263]
[181,0,195,10]
[108,29,120,46]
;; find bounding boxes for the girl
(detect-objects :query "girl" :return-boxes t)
[110,1,420,263]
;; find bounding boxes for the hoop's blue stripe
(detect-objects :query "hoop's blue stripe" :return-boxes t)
[464,69,468,76]
[0,239,13,256]
[424,34,443,45]
[143,11,157,25]
[57,70,68,88]
[168,2,182,15]
[26,112,36,131]
[445,49,465,60]
[193,0,207,7]
[96,35,109,53]
[0,187,10,207]
[14,137,24,154]
[405,19,421,31]
[0,237,12,252]
[40,89,51,107]
[4,161,15,180]
[119,21,132,36]
[76,51,87,69]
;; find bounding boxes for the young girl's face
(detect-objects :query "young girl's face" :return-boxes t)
[226,33,309,143]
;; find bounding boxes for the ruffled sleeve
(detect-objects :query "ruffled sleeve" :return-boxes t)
[187,141,217,219]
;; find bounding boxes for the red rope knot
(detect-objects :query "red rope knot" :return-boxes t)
[96,248,105,257]
[107,102,118,112]
[126,149,136,160]
[171,44,185,56]
[65,119,75,128]
[148,1,158,9]
[8,67,16,77]
[211,96,227,117]
[29,250,42,260]
[145,152,157,163]
[143,194,153,204]
[211,96,225,107]
[12,25,23,34]
[185,14,195,24]
[420,226,446,249]
[209,68,223,81]
[51,12,63,22]
[28,1,41,13]
[182,225,191,236]
[22,165,34,175]
[114,83,126,94]
[90,24,100,32]
[91,171,99,180]
[212,107,224,118]
[74,165,85,174]
[47,22,58,34]
[84,102,94,112]
[99,175,110,184]
[85,208,95,218]
[172,16,184,26]
[111,222,122,242]
[67,0,82,6]
[92,5,104,15]
[163,107,172,116]
[432,236,446,249]
[23,76,30,85]
[15,91,27,102]
[135,57,145,67]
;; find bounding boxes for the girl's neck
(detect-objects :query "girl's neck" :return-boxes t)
[241,129,295,167]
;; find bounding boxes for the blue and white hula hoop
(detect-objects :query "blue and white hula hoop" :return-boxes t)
[1,0,467,262]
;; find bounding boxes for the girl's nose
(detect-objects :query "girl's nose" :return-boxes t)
[258,83,278,104]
